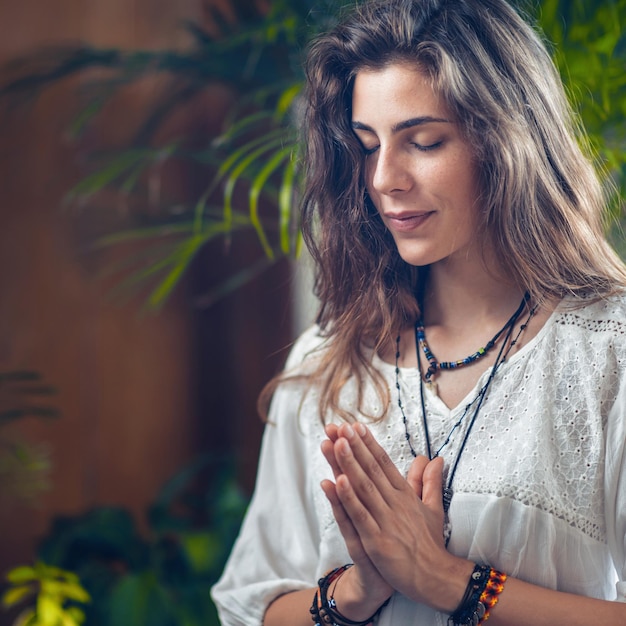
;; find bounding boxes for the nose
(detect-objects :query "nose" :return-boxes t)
[369,147,413,195]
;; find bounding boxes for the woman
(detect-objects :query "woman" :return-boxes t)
[212,0,626,624]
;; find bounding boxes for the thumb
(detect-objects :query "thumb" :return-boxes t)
[421,456,445,515]
[406,455,429,498]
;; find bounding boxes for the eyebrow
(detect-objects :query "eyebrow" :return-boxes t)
[351,116,451,134]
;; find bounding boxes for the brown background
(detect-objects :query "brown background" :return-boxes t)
[0,0,295,608]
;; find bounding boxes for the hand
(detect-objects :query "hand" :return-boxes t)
[320,424,394,618]
[321,422,471,612]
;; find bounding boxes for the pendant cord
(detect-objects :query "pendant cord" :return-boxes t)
[419,295,536,483]
[395,292,536,546]
[424,312,511,465]
[416,292,530,380]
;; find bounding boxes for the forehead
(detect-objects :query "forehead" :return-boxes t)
[351,62,451,123]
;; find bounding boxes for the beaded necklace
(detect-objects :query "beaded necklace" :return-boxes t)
[417,295,529,384]
[394,293,536,545]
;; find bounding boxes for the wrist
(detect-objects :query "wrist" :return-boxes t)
[315,565,391,624]
[424,557,476,614]
[447,563,508,626]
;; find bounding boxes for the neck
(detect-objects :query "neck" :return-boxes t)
[421,258,524,328]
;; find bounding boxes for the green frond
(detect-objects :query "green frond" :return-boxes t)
[278,154,298,255]
[222,135,287,232]
[274,83,302,122]
[214,128,287,178]
[212,111,275,146]
[147,235,208,309]
[249,146,293,258]
[194,255,277,309]
[66,143,177,202]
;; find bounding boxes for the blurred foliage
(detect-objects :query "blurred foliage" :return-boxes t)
[0,371,59,425]
[0,371,59,506]
[0,0,624,308]
[26,455,248,626]
[1,562,90,626]
[529,0,626,210]
[0,0,341,310]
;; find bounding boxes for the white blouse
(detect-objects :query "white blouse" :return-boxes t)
[212,295,626,625]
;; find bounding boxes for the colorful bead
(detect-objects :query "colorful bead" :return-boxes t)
[478,569,507,623]
[416,322,503,378]
[416,294,530,380]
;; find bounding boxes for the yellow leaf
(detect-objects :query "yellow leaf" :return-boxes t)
[6,566,37,584]
[37,595,62,626]
[1,584,33,608]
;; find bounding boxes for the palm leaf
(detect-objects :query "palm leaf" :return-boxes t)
[222,135,288,237]
[193,256,277,309]
[278,152,299,255]
[248,146,293,258]
[147,234,209,309]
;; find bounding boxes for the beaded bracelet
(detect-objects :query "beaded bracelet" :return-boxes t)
[478,569,507,623]
[309,564,389,626]
[447,564,508,626]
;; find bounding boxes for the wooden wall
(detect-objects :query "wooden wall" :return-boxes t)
[0,0,293,608]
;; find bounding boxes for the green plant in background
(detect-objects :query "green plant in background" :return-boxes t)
[30,455,247,626]
[1,562,90,626]
[534,0,626,209]
[1,0,341,310]
[3,0,622,310]
[0,371,59,505]
[530,0,626,254]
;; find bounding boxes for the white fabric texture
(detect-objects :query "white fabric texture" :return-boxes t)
[211,295,626,625]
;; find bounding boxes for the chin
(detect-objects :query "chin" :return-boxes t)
[394,245,438,268]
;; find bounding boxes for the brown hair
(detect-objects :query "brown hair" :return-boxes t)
[261,0,626,422]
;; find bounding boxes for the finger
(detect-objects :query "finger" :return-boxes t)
[406,455,430,498]
[321,438,342,478]
[337,423,406,492]
[332,437,390,526]
[321,478,373,561]
[325,423,339,442]
[421,456,445,514]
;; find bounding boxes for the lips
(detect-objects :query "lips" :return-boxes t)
[384,211,434,232]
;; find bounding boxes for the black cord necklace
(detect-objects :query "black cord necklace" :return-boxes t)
[416,295,530,387]
[394,293,536,545]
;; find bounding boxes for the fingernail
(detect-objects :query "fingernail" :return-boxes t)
[355,423,366,436]
[344,424,354,439]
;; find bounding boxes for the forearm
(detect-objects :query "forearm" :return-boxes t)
[263,570,626,626]
[264,588,387,626]
[264,589,316,626]
[264,566,392,626]
[484,576,626,626]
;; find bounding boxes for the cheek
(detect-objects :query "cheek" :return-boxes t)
[446,156,481,210]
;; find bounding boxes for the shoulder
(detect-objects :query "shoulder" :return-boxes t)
[549,292,626,381]
[555,290,626,334]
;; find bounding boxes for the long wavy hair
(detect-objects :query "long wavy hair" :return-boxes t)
[263,0,626,422]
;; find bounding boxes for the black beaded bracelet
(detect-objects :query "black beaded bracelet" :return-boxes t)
[310,565,390,626]
[447,564,491,626]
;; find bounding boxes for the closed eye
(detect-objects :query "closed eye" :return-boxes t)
[362,145,379,156]
[413,141,442,152]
